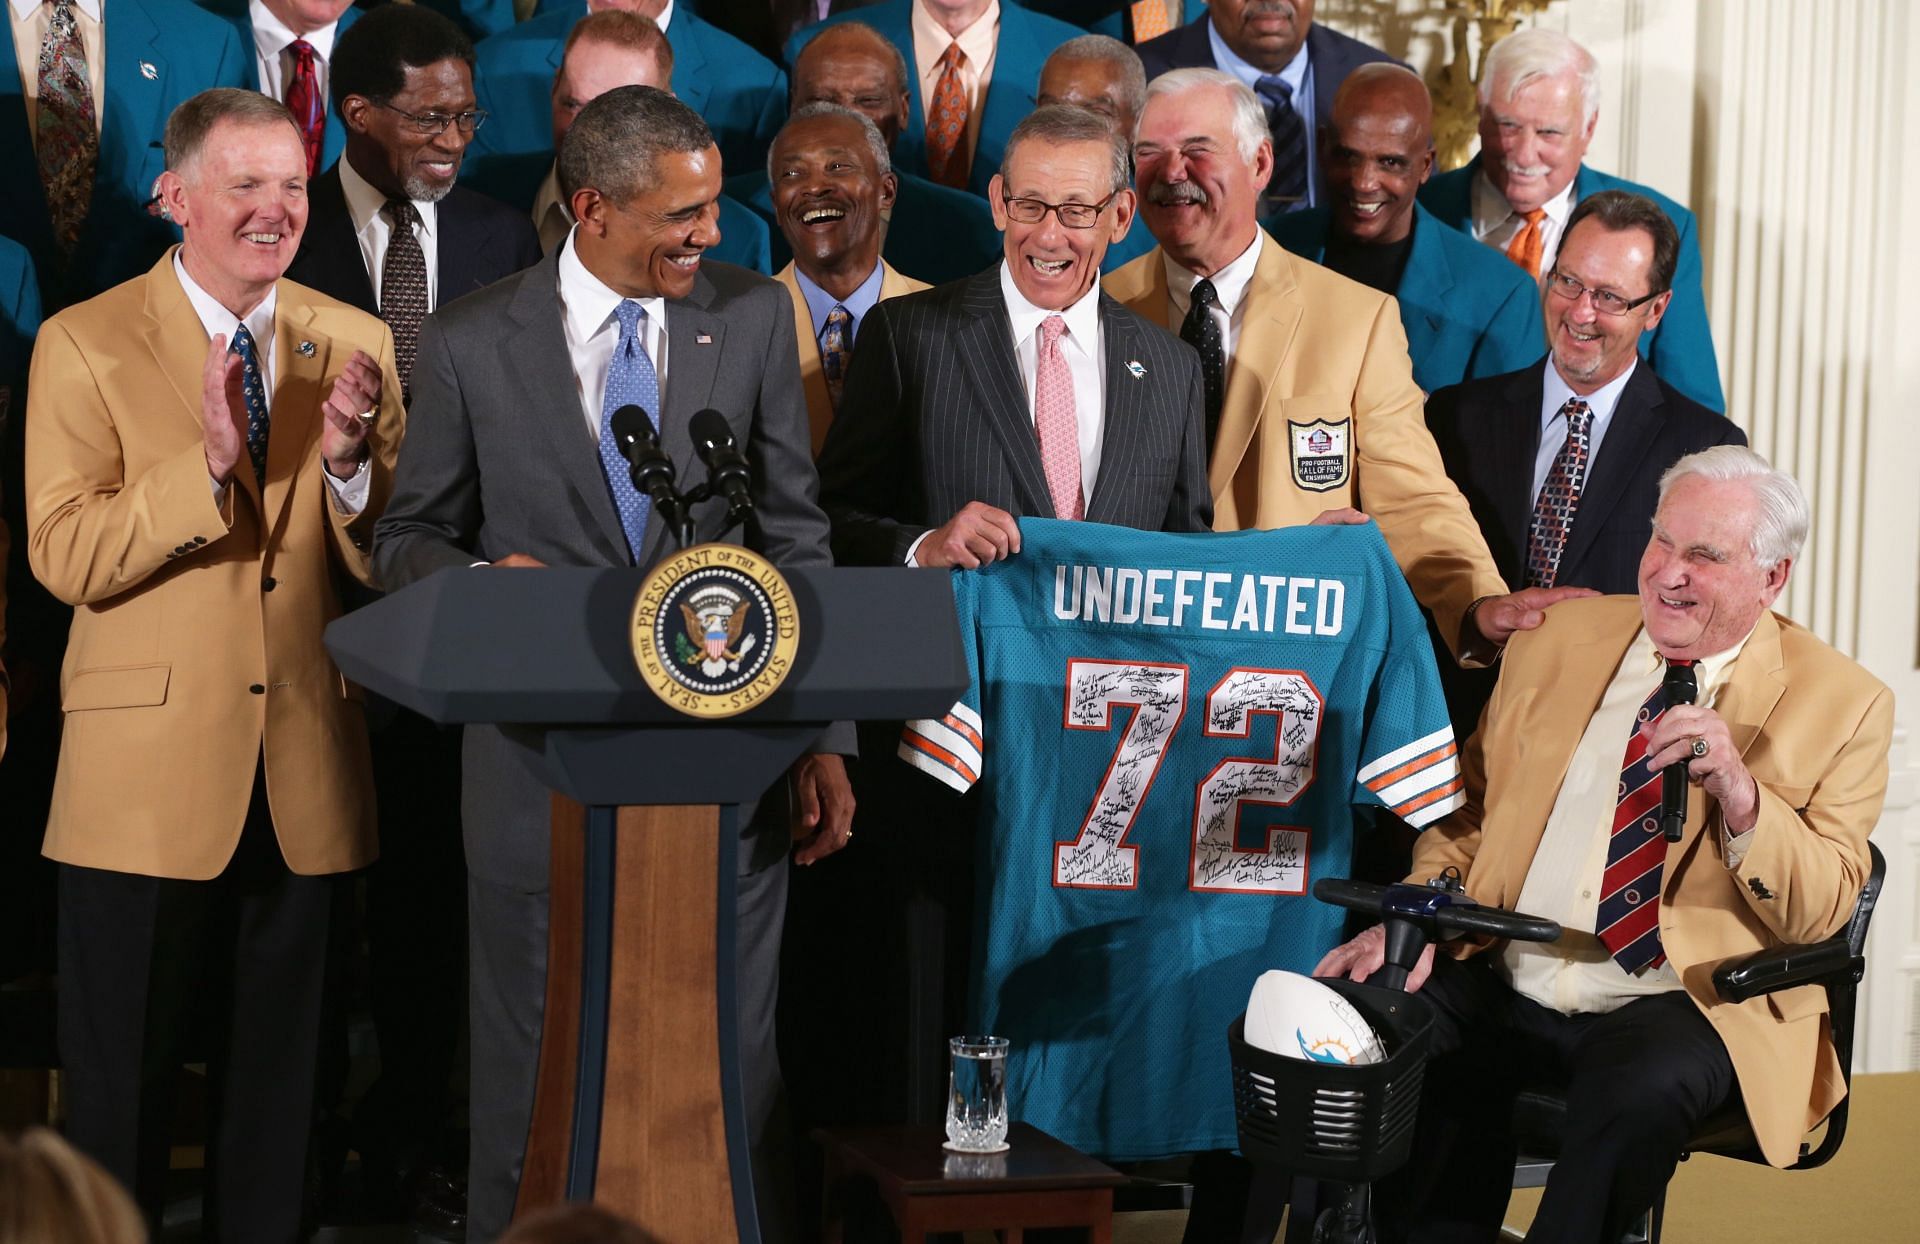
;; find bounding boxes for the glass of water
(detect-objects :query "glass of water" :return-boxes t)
[944,1035,1010,1153]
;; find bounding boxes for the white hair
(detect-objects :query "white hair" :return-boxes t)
[1479,28,1601,129]
[1657,445,1810,570]
[1139,67,1270,166]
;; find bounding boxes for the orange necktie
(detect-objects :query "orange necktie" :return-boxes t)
[925,42,971,189]
[1130,0,1180,41]
[1505,207,1548,280]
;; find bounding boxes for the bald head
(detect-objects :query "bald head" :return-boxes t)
[793,23,911,149]
[1322,63,1434,246]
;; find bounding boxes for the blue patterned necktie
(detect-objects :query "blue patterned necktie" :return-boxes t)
[820,304,852,413]
[597,299,661,563]
[229,324,270,488]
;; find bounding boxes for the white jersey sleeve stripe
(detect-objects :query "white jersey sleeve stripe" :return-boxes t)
[1358,726,1457,785]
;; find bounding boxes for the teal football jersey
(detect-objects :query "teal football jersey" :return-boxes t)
[902,519,1461,1160]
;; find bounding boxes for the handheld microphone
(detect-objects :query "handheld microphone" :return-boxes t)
[609,405,679,514]
[1659,661,1698,842]
[689,408,754,523]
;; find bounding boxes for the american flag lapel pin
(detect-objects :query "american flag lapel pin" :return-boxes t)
[696,332,713,344]
[1126,360,1147,380]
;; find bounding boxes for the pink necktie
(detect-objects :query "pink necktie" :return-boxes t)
[1034,315,1083,520]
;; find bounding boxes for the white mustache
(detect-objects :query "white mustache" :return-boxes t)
[1148,181,1208,206]
[1506,163,1552,178]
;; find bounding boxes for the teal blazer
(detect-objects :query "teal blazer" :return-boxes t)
[785,0,1085,199]
[1268,201,1545,393]
[0,0,248,308]
[468,1,786,177]
[1419,156,1724,412]
[194,0,359,176]
[724,167,1000,285]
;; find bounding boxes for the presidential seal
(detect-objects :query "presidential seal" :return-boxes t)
[631,543,800,718]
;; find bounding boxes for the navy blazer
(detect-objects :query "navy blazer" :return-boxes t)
[465,150,774,275]
[283,162,543,321]
[194,0,360,176]
[1268,201,1544,393]
[1133,18,1399,209]
[1423,357,1745,734]
[785,0,1085,198]
[1419,155,1725,413]
[0,0,248,309]
[468,1,786,177]
[723,167,1000,285]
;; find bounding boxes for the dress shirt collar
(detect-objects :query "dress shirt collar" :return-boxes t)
[1206,16,1309,94]
[794,261,885,341]
[1622,624,1750,705]
[339,148,440,244]
[173,247,278,354]
[11,0,100,20]
[654,0,674,31]
[558,228,666,348]
[1163,229,1263,319]
[1471,163,1575,239]
[911,0,999,71]
[998,260,1101,361]
[248,0,339,61]
[1542,353,1637,431]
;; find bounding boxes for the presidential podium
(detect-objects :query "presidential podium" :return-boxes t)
[325,561,965,1243]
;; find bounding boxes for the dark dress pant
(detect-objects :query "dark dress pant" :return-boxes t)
[57,764,334,1243]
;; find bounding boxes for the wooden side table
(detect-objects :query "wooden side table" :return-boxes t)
[815,1123,1127,1243]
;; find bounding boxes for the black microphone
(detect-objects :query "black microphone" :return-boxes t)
[608,404,678,514]
[1659,660,1698,842]
[689,408,754,521]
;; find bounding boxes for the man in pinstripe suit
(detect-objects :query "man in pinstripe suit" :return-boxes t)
[818,104,1211,564]
[812,105,1209,1136]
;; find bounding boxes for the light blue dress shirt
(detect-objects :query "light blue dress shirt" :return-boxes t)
[794,262,886,350]
[1531,357,1639,506]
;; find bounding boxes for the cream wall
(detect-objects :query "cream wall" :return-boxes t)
[1320,0,1920,1073]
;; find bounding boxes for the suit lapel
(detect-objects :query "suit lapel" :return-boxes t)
[774,265,833,454]
[264,292,330,532]
[669,15,713,114]
[508,263,631,564]
[1213,242,1303,500]
[1085,297,1143,524]
[1399,208,1455,381]
[308,169,377,313]
[956,271,1054,517]
[435,189,481,306]
[102,1,167,203]
[1488,364,1546,579]
[1675,612,1788,857]
[1561,362,1663,575]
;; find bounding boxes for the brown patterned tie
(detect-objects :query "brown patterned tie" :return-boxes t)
[925,43,971,190]
[37,0,98,259]
[381,198,429,402]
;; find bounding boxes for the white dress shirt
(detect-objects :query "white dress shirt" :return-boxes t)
[903,264,1105,567]
[1530,356,1638,506]
[998,260,1105,499]
[9,0,104,141]
[1471,167,1576,276]
[1161,229,1263,364]
[246,0,339,104]
[338,151,441,310]
[173,249,369,513]
[910,0,999,179]
[1499,627,1751,1015]
[556,227,668,444]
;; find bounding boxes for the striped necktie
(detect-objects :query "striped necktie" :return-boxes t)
[1253,74,1308,211]
[1596,665,1690,974]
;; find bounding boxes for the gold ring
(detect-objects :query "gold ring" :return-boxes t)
[1690,737,1710,759]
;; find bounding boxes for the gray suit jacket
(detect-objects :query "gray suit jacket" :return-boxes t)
[373,252,848,888]
[817,267,1213,566]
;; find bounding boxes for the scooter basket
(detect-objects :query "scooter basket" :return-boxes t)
[1227,978,1434,1182]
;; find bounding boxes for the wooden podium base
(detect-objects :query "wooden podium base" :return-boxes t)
[513,797,756,1241]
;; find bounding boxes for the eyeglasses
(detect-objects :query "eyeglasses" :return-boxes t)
[375,102,490,136]
[1544,269,1663,316]
[1000,189,1120,229]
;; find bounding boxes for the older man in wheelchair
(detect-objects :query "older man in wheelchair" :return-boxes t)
[1312,446,1892,1244]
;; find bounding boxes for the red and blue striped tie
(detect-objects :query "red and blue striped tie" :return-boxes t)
[1596,662,1690,974]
